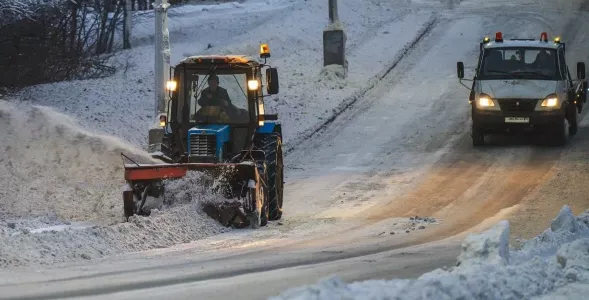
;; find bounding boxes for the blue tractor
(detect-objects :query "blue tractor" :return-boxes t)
[123,44,284,228]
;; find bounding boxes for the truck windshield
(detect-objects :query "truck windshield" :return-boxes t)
[184,71,250,124]
[479,47,560,80]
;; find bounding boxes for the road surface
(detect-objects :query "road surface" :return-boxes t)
[2,0,589,299]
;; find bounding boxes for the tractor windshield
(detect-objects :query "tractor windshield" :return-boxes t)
[185,71,250,124]
[478,47,561,80]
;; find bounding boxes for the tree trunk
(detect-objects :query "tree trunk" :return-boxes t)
[107,1,122,53]
[70,2,78,52]
[123,0,131,49]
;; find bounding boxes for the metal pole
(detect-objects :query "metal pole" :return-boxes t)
[328,0,338,23]
[323,0,347,76]
[149,0,171,152]
[153,0,170,122]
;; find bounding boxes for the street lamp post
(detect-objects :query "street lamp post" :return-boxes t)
[149,0,171,153]
[323,0,347,76]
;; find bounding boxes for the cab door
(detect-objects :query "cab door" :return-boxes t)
[557,47,572,103]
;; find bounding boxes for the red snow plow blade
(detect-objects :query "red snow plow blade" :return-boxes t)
[122,162,265,228]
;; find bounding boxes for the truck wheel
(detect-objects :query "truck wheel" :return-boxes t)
[568,103,578,136]
[471,123,485,146]
[255,133,284,221]
[550,117,568,146]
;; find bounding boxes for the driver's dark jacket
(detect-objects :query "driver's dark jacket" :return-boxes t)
[198,87,232,107]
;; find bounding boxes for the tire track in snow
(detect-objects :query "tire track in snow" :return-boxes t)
[6,4,589,300]
[284,14,438,154]
[364,1,589,243]
[284,3,589,250]
[282,1,589,253]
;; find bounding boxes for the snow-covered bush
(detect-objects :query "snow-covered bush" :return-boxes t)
[0,0,124,89]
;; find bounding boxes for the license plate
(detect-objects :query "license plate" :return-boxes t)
[505,117,529,123]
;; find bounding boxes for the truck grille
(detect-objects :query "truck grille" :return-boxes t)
[189,134,216,157]
[497,99,538,112]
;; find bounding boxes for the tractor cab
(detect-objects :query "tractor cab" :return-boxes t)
[159,45,279,164]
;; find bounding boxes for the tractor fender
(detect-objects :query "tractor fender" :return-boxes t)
[257,122,279,134]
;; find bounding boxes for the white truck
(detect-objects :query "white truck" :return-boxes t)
[457,32,587,146]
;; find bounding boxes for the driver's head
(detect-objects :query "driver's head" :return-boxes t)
[208,74,219,91]
[537,50,550,61]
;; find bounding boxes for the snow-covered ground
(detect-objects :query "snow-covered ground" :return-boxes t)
[0,0,439,269]
[1,0,589,298]
[13,0,434,149]
[271,206,589,300]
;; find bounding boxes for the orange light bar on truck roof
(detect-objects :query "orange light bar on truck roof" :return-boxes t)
[495,32,503,42]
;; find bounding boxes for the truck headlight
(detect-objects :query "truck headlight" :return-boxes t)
[537,94,560,110]
[476,94,499,110]
[540,95,558,107]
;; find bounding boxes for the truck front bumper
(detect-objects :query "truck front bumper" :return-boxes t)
[473,109,565,133]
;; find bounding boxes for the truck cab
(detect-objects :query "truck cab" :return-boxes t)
[457,32,587,146]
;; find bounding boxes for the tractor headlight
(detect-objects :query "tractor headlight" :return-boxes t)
[476,93,499,110]
[537,94,560,110]
[248,80,259,91]
[166,80,177,91]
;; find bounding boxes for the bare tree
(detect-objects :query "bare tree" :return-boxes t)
[0,0,123,89]
[123,0,131,49]
[0,0,38,25]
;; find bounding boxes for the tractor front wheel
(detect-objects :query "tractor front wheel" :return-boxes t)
[246,185,269,228]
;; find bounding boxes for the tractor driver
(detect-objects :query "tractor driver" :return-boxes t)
[198,74,232,109]
[194,74,249,122]
[194,74,235,122]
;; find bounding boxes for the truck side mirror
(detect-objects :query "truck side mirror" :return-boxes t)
[266,68,279,94]
[577,62,586,80]
[457,62,465,79]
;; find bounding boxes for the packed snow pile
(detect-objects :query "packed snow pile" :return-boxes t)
[318,65,347,90]
[0,171,230,268]
[0,100,158,225]
[163,170,242,207]
[271,205,589,300]
[456,220,510,267]
[0,100,232,268]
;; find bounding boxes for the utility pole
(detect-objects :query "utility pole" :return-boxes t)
[323,0,347,76]
[149,0,171,153]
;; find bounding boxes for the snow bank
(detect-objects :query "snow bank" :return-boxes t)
[456,220,510,267]
[271,205,589,300]
[0,100,157,225]
[0,100,231,268]
[0,171,230,268]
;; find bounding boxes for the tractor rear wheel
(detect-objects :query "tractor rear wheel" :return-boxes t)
[255,133,284,220]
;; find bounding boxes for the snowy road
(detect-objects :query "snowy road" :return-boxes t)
[2,0,589,299]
